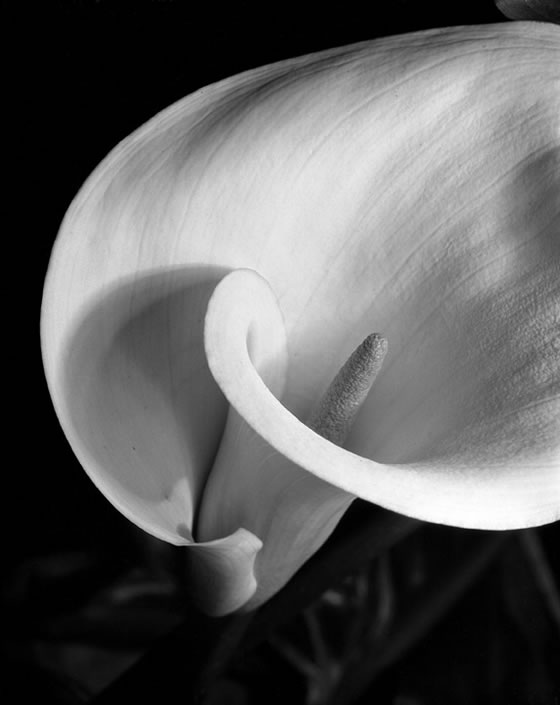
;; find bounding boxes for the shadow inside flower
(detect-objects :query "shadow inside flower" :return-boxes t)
[62,265,231,544]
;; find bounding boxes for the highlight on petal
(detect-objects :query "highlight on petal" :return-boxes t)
[204,269,560,539]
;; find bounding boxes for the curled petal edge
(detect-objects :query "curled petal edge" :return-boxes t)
[205,269,560,531]
[185,528,262,617]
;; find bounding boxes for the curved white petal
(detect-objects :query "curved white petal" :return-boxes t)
[42,269,229,543]
[200,269,354,609]
[204,269,559,533]
[41,23,560,612]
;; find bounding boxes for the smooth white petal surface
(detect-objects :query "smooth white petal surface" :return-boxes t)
[42,23,560,612]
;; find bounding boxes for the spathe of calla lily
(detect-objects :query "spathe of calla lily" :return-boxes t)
[496,0,560,22]
[41,22,560,616]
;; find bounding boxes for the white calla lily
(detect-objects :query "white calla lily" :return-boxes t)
[41,22,560,616]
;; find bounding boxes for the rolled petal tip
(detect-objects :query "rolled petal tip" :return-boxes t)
[203,269,560,532]
[186,529,263,617]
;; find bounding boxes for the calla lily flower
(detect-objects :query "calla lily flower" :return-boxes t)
[41,22,560,617]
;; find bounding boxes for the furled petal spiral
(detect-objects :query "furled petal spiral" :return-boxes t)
[42,22,560,615]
